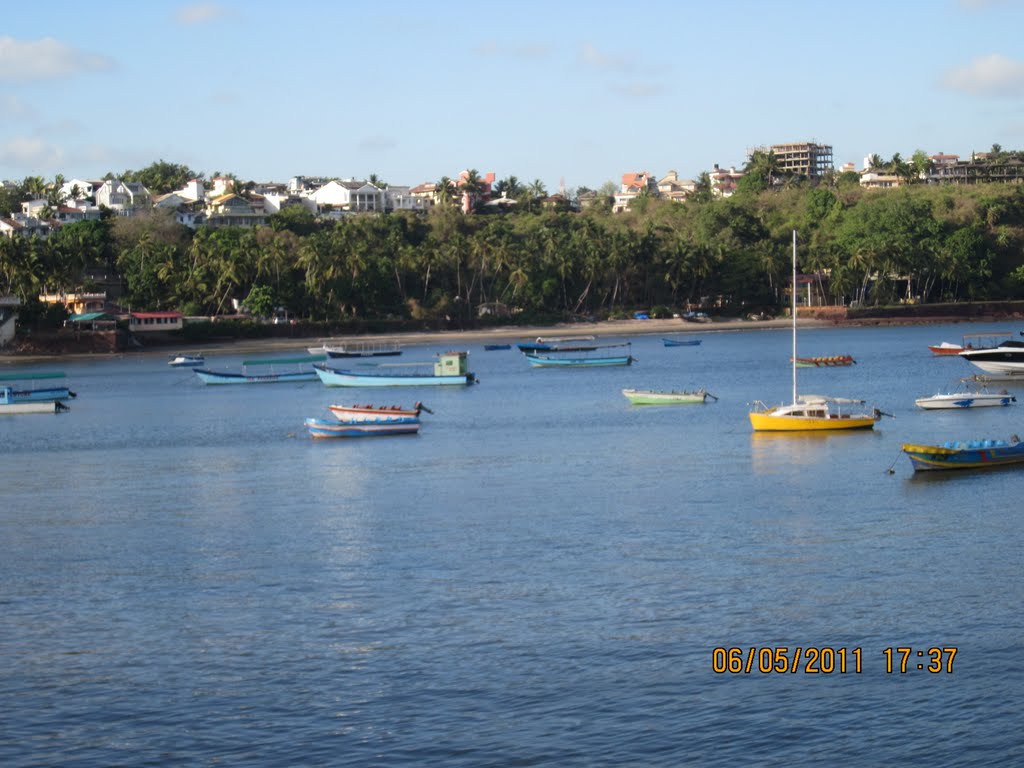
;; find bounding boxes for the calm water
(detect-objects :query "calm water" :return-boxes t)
[2,322,1023,766]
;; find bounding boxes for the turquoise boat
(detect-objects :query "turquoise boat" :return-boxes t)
[902,437,1024,471]
[193,355,323,385]
[0,371,75,402]
[524,343,634,367]
[314,351,476,387]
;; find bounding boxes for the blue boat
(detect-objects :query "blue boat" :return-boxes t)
[193,355,323,385]
[662,338,702,347]
[0,371,75,402]
[902,436,1024,471]
[524,343,634,367]
[483,344,512,351]
[1,386,70,414]
[314,351,476,387]
[305,416,420,438]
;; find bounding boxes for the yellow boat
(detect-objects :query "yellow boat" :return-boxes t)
[749,231,885,433]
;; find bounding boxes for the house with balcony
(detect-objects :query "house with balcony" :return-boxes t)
[613,171,658,212]
[657,170,696,202]
[709,165,744,197]
[308,180,384,213]
[205,194,266,228]
[94,179,152,215]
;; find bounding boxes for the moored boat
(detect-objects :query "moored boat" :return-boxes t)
[928,342,964,356]
[915,379,1015,409]
[750,231,884,432]
[483,344,512,351]
[168,353,205,367]
[622,388,716,405]
[304,416,420,438]
[0,371,75,402]
[525,343,634,367]
[662,338,702,347]
[959,339,1024,376]
[902,436,1024,471]
[314,351,476,387]
[0,386,70,414]
[193,355,322,384]
[308,340,402,358]
[328,402,431,421]
[792,355,855,367]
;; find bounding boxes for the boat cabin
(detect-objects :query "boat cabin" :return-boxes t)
[435,351,469,377]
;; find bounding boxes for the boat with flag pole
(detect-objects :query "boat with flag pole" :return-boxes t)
[749,231,886,432]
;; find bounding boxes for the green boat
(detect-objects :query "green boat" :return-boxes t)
[622,388,716,405]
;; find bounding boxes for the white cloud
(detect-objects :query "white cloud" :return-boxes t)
[0,95,36,121]
[941,53,1024,97]
[472,41,551,59]
[0,37,114,82]
[579,44,633,72]
[0,137,63,168]
[174,3,231,25]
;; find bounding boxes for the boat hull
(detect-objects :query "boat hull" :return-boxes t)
[622,388,708,405]
[193,368,318,384]
[304,417,420,438]
[915,393,1015,409]
[524,353,633,367]
[0,400,66,414]
[748,410,876,431]
[928,343,964,356]
[662,338,702,347]
[902,439,1024,471]
[314,364,474,387]
[328,404,423,421]
[7,386,73,402]
[793,356,855,367]
[168,355,205,367]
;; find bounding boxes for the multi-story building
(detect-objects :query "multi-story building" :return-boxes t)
[750,141,834,179]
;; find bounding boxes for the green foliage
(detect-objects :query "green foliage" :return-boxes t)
[242,284,275,318]
[117,160,201,195]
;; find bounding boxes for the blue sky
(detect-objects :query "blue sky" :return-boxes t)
[3,0,1024,192]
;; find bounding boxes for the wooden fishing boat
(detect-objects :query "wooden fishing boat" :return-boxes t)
[902,436,1024,471]
[193,354,322,384]
[792,355,855,367]
[750,231,884,432]
[662,338,702,347]
[304,416,420,438]
[314,351,476,387]
[168,353,205,367]
[0,371,75,402]
[328,402,431,421]
[0,386,70,414]
[483,344,512,351]
[308,340,401,358]
[525,343,634,367]
[915,379,1015,409]
[622,388,716,405]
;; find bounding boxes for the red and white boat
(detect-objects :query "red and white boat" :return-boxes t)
[328,402,430,422]
[928,342,964,356]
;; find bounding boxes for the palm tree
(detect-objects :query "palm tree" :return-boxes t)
[435,176,455,206]
[459,169,485,213]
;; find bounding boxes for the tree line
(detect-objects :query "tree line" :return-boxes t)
[3,164,1024,329]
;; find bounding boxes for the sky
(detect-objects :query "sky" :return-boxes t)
[3,0,1024,193]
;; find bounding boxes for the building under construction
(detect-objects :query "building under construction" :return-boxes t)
[751,141,834,179]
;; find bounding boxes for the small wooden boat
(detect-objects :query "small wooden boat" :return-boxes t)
[483,344,512,351]
[915,379,1015,409]
[0,386,70,414]
[193,355,322,385]
[792,355,856,367]
[928,342,964,356]
[662,338,702,347]
[308,341,401,358]
[328,402,431,422]
[622,388,716,405]
[304,416,420,438]
[525,343,634,367]
[314,351,476,387]
[0,371,75,402]
[168,353,205,367]
[903,436,1024,471]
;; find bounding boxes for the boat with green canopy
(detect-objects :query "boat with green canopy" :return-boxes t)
[0,371,75,402]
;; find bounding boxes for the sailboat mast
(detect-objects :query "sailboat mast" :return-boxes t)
[791,229,797,406]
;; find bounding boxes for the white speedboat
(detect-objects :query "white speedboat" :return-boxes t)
[915,390,1016,409]
[168,353,205,367]
[959,339,1024,375]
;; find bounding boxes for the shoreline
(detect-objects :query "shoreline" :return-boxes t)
[0,314,1007,364]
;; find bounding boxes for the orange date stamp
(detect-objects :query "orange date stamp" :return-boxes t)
[711,646,958,674]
